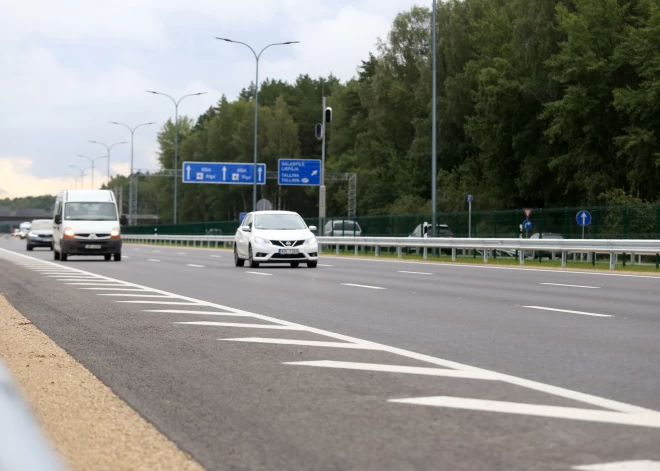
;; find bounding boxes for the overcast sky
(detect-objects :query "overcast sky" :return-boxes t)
[0,0,423,198]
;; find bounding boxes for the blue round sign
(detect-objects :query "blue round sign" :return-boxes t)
[576,210,592,227]
[523,219,533,231]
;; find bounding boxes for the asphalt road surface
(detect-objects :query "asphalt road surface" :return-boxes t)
[1,238,660,471]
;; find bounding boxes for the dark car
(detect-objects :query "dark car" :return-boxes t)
[26,219,54,251]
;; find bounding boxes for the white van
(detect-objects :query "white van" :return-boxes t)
[53,190,127,261]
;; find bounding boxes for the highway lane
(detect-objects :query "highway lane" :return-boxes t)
[1,239,660,470]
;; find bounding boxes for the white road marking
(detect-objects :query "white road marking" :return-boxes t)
[540,283,601,289]
[285,361,499,379]
[341,283,386,290]
[144,310,253,317]
[81,287,148,291]
[177,252,187,255]
[152,250,161,253]
[115,300,201,305]
[398,270,433,275]
[148,259,161,262]
[524,306,613,318]
[175,321,305,330]
[3,247,659,428]
[573,461,660,471]
[247,271,272,276]
[318,264,334,267]
[97,293,173,298]
[322,255,660,280]
[389,397,660,428]
[187,264,205,268]
[224,338,380,349]
[210,255,222,258]
[123,256,130,259]
[66,282,128,286]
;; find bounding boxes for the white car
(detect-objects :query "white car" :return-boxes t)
[234,211,319,268]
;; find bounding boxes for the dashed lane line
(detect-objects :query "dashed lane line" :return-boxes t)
[341,283,386,290]
[523,306,613,318]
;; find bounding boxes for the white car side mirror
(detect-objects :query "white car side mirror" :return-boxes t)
[241,226,251,232]
[309,225,317,232]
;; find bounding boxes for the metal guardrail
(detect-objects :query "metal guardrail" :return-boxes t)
[0,361,65,471]
[122,235,660,270]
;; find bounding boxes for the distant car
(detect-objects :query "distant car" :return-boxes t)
[26,219,54,251]
[524,233,564,259]
[323,220,362,237]
[409,222,454,254]
[12,228,20,239]
[234,211,319,268]
[19,222,31,239]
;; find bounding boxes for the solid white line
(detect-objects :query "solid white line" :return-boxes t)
[398,270,433,275]
[247,271,272,276]
[3,248,658,425]
[540,283,601,289]
[524,306,613,318]
[321,255,660,280]
[176,322,305,330]
[573,460,660,470]
[144,310,253,317]
[97,293,173,298]
[187,264,205,268]
[81,287,148,291]
[341,283,386,290]
[148,259,161,262]
[115,300,201,305]
[223,338,380,349]
[389,396,660,429]
[285,361,499,379]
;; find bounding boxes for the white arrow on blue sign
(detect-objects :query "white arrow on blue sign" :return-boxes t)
[182,162,266,185]
[278,159,321,186]
[576,210,592,227]
[523,219,533,231]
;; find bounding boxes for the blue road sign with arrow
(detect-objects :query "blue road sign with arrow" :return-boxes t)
[182,162,266,185]
[576,210,592,227]
[278,159,321,186]
[523,219,533,231]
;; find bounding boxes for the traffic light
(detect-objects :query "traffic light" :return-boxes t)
[325,107,332,124]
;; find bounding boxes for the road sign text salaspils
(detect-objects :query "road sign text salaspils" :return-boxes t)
[278,159,321,186]
[182,162,266,185]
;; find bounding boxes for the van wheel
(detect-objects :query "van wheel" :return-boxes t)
[61,253,68,262]
[114,253,122,262]
[54,250,60,261]
[104,254,112,261]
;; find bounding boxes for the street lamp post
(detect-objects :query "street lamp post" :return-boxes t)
[77,155,107,189]
[146,91,206,224]
[109,121,156,225]
[431,0,438,240]
[68,166,88,189]
[216,37,299,212]
[89,140,127,187]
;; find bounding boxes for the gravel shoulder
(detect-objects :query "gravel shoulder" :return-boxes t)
[0,295,205,471]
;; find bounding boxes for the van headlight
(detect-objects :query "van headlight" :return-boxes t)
[110,227,121,239]
[303,236,316,245]
[63,227,75,239]
[28,232,38,238]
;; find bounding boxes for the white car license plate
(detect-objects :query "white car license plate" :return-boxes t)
[85,244,102,249]
[279,249,299,255]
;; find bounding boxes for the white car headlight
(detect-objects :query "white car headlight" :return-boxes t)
[304,236,316,245]
[28,232,37,238]
[253,237,271,245]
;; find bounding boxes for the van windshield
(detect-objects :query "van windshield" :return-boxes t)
[65,202,117,221]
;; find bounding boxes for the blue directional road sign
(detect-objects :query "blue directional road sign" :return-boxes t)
[278,159,321,186]
[182,162,266,185]
[576,210,592,227]
[467,194,472,203]
[523,219,533,231]
[239,212,248,222]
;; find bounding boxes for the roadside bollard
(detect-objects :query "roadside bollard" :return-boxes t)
[375,246,379,258]
[451,247,456,262]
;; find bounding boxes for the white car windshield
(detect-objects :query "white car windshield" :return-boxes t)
[254,214,307,230]
[65,202,117,221]
[30,220,52,230]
